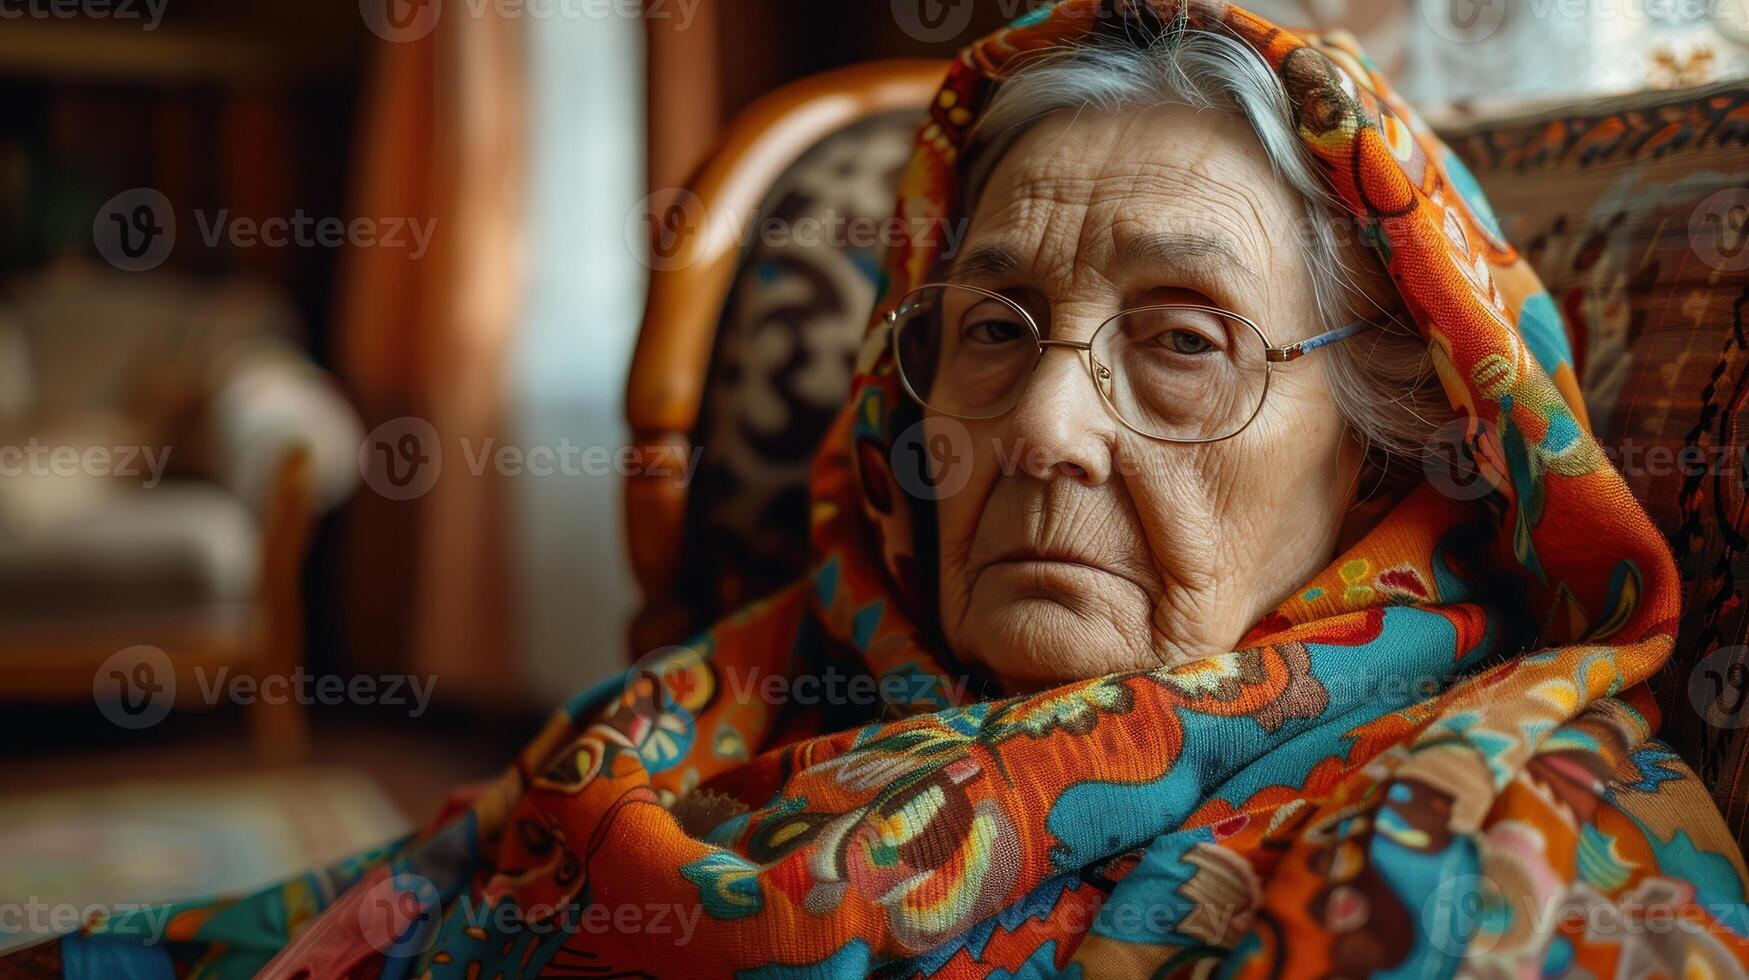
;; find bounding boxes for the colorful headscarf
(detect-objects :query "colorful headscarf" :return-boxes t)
[64,1,1749,977]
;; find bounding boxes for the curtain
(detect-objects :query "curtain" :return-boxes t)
[335,13,526,704]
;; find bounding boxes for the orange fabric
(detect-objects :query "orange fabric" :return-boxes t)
[68,3,1749,978]
[336,16,525,700]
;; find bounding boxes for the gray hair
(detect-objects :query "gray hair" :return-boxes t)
[964,29,1450,490]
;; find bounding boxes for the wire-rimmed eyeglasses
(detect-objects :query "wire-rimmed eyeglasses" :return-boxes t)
[886,282,1375,444]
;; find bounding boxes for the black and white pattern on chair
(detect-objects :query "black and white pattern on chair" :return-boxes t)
[684,111,918,620]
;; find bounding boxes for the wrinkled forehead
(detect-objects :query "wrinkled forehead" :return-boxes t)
[950,104,1307,310]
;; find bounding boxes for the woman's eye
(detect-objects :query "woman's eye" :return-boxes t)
[1163,329,1215,354]
[964,319,1028,344]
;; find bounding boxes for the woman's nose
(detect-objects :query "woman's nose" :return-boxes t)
[1002,345,1116,486]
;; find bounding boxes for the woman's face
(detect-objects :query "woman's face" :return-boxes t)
[932,103,1368,691]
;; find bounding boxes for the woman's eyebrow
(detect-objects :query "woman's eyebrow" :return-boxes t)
[1120,230,1262,291]
[945,244,1022,284]
[945,233,1263,292]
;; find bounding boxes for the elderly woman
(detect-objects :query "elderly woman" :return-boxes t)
[47,1,1749,978]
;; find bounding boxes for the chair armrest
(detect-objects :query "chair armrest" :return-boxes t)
[203,345,363,515]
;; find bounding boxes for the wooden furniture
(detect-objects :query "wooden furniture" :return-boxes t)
[0,450,319,762]
[0,11,364,756]
[624,58,948,653]
[0,270,360,763]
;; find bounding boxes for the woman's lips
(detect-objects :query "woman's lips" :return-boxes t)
[977,548,1143,593]
[985,548,1109,571]
[985,541,1126,565]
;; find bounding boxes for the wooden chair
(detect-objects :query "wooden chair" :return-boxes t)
[0,273,361,763]
[623,59,947,654]
[0,450,320,762]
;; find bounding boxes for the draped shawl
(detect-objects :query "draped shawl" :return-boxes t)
[69,2,1749,977]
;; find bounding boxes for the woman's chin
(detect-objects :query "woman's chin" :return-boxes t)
[956,580,1161,693]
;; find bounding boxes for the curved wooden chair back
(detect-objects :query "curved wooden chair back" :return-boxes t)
[624,59,947,653]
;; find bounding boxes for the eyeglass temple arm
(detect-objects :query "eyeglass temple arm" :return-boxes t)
[1265,319,1376,363]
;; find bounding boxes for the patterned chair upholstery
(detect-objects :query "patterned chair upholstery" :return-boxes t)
[1442,81,1749,847]
[678,112,918,618]
[630,71,1749,850]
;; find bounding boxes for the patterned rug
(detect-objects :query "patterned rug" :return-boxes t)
[0,769,407,955]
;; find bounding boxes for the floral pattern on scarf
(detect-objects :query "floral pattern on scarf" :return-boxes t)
[68,2,1749,977]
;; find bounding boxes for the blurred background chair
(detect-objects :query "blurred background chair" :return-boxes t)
[625,64,1749,851]
[0,259,361,761]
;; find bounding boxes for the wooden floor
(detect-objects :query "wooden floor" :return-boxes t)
[0,702,545,956]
